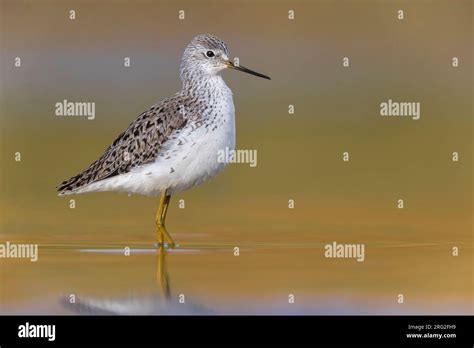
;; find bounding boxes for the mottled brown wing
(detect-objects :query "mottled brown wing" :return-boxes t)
[57,96,188,194]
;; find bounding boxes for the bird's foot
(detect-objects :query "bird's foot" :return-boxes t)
[155,241,176,249]
[156,224,176,249]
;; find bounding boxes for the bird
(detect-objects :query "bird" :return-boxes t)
[57,34,270,247]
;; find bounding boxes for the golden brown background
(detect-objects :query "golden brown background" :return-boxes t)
[0,0,472,314]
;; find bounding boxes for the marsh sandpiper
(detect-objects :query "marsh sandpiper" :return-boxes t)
[57,34,271,247]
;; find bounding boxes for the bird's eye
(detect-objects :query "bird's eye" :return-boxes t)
[206,51,215,58]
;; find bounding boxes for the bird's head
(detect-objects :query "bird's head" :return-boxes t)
[180,34,270,83]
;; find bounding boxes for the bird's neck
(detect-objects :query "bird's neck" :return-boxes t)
[181,74,230,99]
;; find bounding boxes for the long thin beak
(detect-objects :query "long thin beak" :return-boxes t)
[226,61,271,80]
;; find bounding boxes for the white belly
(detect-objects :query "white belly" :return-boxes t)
[145,110,236,195]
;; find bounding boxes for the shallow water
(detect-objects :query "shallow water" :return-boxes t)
[1,236,472,315]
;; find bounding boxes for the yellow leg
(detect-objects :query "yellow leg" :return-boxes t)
[155,192,175,247]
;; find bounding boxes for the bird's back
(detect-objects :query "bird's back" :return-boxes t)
[57,94,191,195]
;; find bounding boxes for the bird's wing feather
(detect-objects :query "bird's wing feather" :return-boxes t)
[57,95,190,194]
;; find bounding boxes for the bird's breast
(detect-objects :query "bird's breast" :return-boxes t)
[148,80,236,194]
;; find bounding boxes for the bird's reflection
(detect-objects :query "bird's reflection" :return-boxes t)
[62,245,212,315]
[157,244,171,300]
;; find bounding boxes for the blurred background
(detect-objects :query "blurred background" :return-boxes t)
[0,0,472,314]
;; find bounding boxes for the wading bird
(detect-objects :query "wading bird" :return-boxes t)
[57,34,270,247]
